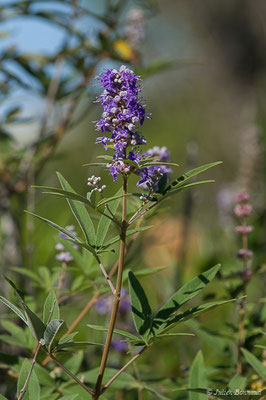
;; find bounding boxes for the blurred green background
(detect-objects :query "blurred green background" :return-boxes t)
[0,0,265,398]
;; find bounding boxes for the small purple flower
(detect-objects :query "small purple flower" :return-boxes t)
[234,204,252,218]
[95,288,130,317]
[137,146,171,192]
[237,249,253,260]
[111,339,128,353]
[235,225,253,235]
[55,225,78,264]
[95,296,113,315]
[236,193,250,203]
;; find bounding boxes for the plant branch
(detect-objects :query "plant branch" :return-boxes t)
[42,293,99,366]
[100,346,147,395]
[93,176,128,399]
[96,256,116,295]
[128,202,157,225]
[18,342,42,400]
[49,354,94,395]
[22,300,56,398]
[237,217,249,374]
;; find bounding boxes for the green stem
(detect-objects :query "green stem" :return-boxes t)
[93,176,128,399]
[100,347,147,395]
[50,354,94,395]
[18,343,41,400]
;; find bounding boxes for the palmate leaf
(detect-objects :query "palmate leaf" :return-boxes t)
[241,348,266,380]
[128,271,152,339]
[57,172,96,245]
[3,277,46,340]
[163,161,222,195]
[96,187,122,247]
[150,265,220,337]
[189,351,207,400]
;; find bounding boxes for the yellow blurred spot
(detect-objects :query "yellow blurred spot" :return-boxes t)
[113,39,134,62]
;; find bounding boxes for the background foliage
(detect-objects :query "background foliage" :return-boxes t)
[0,1,265,399]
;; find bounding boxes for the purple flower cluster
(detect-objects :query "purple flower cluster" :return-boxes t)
[138,146,171,192]
[94,65,148,181]
[94,66,172,191]
[55,225,78,264]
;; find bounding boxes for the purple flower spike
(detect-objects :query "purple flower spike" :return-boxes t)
[94,65,149,180]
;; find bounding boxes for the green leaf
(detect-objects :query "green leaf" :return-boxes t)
[58,396,78,400]
[189,351,207,400]
[25,211,96,255]
[0,395,9,400]
[163,161,222,195]
[34,363,54,387]
[128,271,152,338]
[96,188,122,247]
[0,296,27,324]
[3,277,46,340]
[150,265,220,336]
[144,386,170,399]
[34,186,94,211]
[228,374,246,391]
[241,348,266,380]
[157,173,168,194]
[57,172,96,245]
[165,180,215,197]
[156,332,195,339]
[58,332,78,345]
[96,192,129,208]
[11,267,43,286]
[122,267,166,283]
[78,367,138,390]
[140,161,179,168]
[185,319,229,353]
[1,321,30,348]
[43,290,60,324]
[60,352,83,378]
[17,359,40,400]
[103,226,152,248]
[87,324,140,341]
[157,298,238,335]
[43,319,67,353]
[54,341,103,352]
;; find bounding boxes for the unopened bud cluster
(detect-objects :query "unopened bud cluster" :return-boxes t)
[87,175,106,193]
[234,193,253,261]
